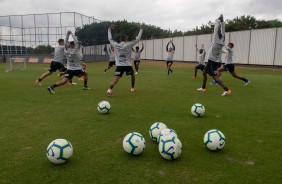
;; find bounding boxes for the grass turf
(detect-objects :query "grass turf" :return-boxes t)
[0,61,281,184]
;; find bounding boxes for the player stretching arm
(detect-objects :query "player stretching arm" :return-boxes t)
[106,23,143,96]
[217,43,250,85]
[166,40,175,75]
[197,14,231,96]
[132,42,144,74]
[192,44,206,78]
[47,31,90,94]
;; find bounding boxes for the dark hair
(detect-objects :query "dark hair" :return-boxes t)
[70,41,75,45]
[58,39,64,43]
[136,46,139,50]
[229,42,234,48]
[120,35,127,42]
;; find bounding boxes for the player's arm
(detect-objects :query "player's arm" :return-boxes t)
[108,23,117,46]
[65,31,71,48]
[140,42,144,52]
[195,44,199,52]
[166,42,169,52]
[128,23,143,47]
[171,42,175,51]
[71,33,79,48]
[132,48,135,52]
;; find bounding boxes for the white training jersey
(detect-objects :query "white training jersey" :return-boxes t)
[79,45,83,61]
[108,47,115,61]
[65,33,82,70]
[133,51,142,61]
[53,45,66,63]
[208,19,225,62]
[196,48,206,65]
[223,46,233,65]
[167,50,175,61]
[108,28,143,66]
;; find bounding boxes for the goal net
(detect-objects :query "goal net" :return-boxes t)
[5,58,26,72]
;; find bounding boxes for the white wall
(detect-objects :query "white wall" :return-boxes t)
[153,39,163,60]
[145,40,154,60]
[230,30,250,64]
[274,28,282,66]
[172,37,184,61]
[184,36,197,61]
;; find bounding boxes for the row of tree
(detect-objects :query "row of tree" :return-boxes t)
[75,15,282,46]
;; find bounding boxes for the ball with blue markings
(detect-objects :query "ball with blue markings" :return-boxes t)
[157,128,177,143]
[97,101,111,114]
[204,129,225,150]
[149,122,167,142]
[123,132,146,155]
[158,135,182,160]
[191,103,205,117]
[46,139,73,164]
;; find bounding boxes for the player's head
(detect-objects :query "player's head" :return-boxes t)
[169,47,172,52]
[201,44,204,48]
[111,46,114,51]
[58,39,64,45]
[120,35,128,42]
[69,41,75,49]
[228,43,234,48]
[136,46,139,51]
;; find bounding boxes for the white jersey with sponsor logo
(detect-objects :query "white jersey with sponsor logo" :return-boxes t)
[208,19,225,62]
[196,47,206,65]
[108,28,143,66]
[108,47,115,61]
[65,33,82,70]
[53,45,66,64]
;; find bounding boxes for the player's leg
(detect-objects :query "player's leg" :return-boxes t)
[36,62,56,86]
[193,65,199,78]
[135,61,140,74]
[130,72,136,91]
[47,76,70,94]
[107,67,123,95]
[230,71,250,85]
[78,63,86,81]
[197,70,207,91]
[212,74,231,96]
[79,70,90,90]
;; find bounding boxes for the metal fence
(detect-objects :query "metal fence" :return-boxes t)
[0,12,101,54]
[85,27,282,66]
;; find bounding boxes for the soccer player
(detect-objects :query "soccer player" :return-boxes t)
[104,45,116,72]
[132,42,144,74]
[197,15,231,96]
[47,31,90,94]
[106,23,143,96]
[35,39,66,86]
[192,44,206,78]
[217,43,250,85]
[78,42,86,81]
[166,40,175,75]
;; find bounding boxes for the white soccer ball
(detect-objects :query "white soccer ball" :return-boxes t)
[149,122,167,142]
[46,139,73,164]
[204,129,225,151]
[191,103,205,117]
[158,135,182,160]
[123,132,146,155]
[157,128,177,143]
[97,101,111,114]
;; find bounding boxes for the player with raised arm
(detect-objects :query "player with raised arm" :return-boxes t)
[35,39,66,86]
[192,44,206,78]
[217,43,250,85]
[47,31,90,94]
[104,45,116,72]
[197,15,231,96]
[106,23,143,96]
[166,40,175,75]
[132,42,144,74]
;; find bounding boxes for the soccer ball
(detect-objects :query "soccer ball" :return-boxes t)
[97,101,111,114]
[157,128,177,143]
[123,132,146,155]
[46,139,73,164]
[191,103,205,117]
[204,129,225,150]
[158,135,182,160]
[149,122,167,142]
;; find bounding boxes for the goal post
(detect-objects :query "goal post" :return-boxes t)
[5,58,26,72]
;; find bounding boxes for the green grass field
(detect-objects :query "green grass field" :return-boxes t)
[0,61,281,184]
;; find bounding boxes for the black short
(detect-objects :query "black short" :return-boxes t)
[114,66,134,77]
[196,64,205,71]
[49,61,66,72]
[64,70,86,79]
[134,60,140,64]
[224,64,235,72]
[204,60,221,76]
[108,61,115,67]
[166,60,173,65]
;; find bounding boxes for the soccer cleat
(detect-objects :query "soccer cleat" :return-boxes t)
[244,80,250,86]
[47,86,55,94]
[131,87,135,92]
[69,82,77,86]
[210,81,218,85]
[35,80,42,86]
[107,88,113,96]
[221,89,231,96]
[104,69,107,73]
[135,72,138,75]
[83,86,90,90]
[170,70,173,75]
[192,76,197,79]
[197,87,206,92]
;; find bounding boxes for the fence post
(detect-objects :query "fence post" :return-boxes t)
[272,27,278,66]
[247,30,252,65]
